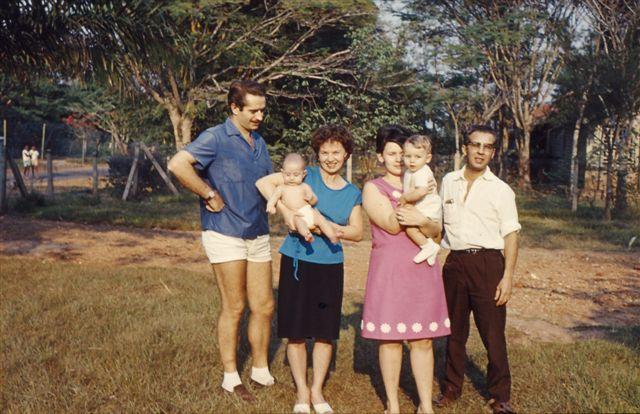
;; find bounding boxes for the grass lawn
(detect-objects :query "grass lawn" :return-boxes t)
[9,187,640,252]
[2,258,639,413]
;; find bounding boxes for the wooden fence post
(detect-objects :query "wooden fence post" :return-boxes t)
[41,123,46,160]
[46,149,54,197]
[0,135,7,213]
[92,148,99,196]
[140,143,179,195]
[8,157,27,198]
[122,143,140,201]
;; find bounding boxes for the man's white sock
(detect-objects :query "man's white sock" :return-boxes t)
[250,366,275,386]
[222,371,242,392]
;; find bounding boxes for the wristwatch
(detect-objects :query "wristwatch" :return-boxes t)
[204,190,216,201]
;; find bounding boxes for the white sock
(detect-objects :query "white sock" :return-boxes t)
[413,239,440,264]
[250,366,275,386]
[221,371,242,392]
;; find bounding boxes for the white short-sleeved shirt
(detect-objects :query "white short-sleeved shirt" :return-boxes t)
[440,166,521,250]
[22,149,30,163]
[30,150,39,163]
[403,164,442,221]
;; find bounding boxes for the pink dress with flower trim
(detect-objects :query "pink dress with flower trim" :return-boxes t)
[361,178,451,340]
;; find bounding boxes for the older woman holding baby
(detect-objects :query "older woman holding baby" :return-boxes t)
[360,125,450,414]
[256,124,363,414]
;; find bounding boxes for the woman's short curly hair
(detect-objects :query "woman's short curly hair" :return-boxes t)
[310,124,353,156]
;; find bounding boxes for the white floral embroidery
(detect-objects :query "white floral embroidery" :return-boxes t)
[360,320,364,330]
[397,323,407,333]
[411,323,423,333]
[366,322,376,332]
[391,190,402,199]
[380,323,391,333]
[429,322,438,332]
[444,318,451,328]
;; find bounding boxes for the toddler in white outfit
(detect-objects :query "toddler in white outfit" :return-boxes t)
[399,135,442,265]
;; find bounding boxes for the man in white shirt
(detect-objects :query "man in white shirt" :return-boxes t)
[436,125,520,414]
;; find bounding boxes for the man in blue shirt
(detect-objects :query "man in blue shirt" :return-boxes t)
[168,80,274,402]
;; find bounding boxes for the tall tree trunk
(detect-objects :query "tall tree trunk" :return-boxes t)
[168,105,193,150]
[603,123,617,221]
[569,108,587,212]
[453,120,462,170]
[614,122,630,214]
[517,127,532,189]
[498,110,510,180]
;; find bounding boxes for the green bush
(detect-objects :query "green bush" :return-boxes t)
[11,191,47,213]
[107,151,175,198]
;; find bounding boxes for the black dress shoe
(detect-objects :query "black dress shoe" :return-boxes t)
[490,401,516,414]
[434,392,458,408]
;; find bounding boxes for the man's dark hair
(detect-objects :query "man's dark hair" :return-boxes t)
[310,124,353,157]
[465,125,498,144]
[227,79,266,111]
[375,124,413,153]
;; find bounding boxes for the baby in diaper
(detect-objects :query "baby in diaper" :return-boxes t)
[266,153,339,244]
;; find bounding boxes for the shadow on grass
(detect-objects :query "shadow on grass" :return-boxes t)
[344,304,491,408]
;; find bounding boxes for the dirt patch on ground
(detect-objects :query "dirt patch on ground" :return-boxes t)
[2,216,639,344]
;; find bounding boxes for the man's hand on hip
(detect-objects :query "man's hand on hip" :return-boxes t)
[204,190,225,212]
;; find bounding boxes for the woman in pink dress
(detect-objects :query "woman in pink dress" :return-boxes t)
[361,125,450,414]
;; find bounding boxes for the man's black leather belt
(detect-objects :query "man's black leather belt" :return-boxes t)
[451,248,499,255]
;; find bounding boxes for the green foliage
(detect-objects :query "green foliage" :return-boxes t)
[107,151,176,198]
[518,190,640,250]
[12,191,201,230]
[11,191,47,213]
[281,27,422,158]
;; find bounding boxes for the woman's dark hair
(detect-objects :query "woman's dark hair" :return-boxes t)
[464,125,498,144]
[227,79,266,111]
[310,124,353,156]
[375,124,413,153]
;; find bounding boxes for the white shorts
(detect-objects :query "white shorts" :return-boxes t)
[297,205,315,228]
[201,230,271,264]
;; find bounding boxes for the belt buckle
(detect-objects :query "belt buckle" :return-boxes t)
[468,248,482,254]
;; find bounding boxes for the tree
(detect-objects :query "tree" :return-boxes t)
[404,0,574,188]
[280,27,422,179]
[82,0,374,149]
[1,0,376,149]
[583,0,640,218]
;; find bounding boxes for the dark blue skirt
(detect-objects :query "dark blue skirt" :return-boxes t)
[277,255,344,340]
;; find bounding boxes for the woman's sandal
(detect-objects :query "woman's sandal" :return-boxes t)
[293,403,311,414]
[313,402,334,414]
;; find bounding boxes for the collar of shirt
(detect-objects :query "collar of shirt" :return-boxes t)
[224,118,256,150]
[452,166,498,182]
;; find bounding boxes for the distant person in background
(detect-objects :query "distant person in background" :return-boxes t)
[30,146,40,176]
[167,79,275,403]
[21,145,31,177]
[436,125,520,414]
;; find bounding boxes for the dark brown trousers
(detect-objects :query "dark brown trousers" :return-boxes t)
[442,249,511,403]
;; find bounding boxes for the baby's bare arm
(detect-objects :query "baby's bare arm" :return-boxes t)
[302,183,317,205]
[266,186,283,214]
[402,186,430,203]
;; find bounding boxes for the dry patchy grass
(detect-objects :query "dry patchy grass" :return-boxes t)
[1,258,639,413]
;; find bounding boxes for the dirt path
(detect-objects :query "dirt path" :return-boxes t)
[2,216,639,344]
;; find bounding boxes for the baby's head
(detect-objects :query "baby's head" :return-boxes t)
[281,153,307,185]
[403,135,433,172]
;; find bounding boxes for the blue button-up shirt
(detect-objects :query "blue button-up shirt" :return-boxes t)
[185,118,272,239]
